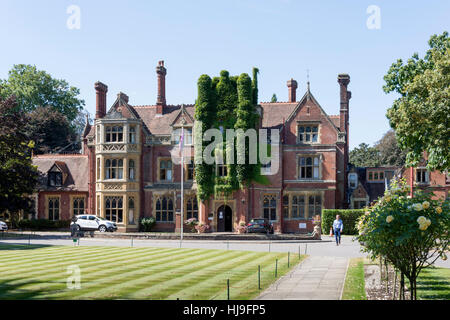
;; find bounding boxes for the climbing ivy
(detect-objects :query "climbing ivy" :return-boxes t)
[194,68,262,202]
[194,75,216,202]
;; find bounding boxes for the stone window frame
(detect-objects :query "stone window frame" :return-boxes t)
[172,126,193,146]
[296,153,323,180]
[70,195,86,217]
[45,195,61,221]
[415,167,430,185]
[129,125,137,144]
[153,194,175,223]
[261,193,278,222]
[296,121,321,145]
[185,158,195,182]
[105,158,124,180]
[105,195,124,224]
[128,158,136,181]
[282,191,324,221]
[105,125,124,143]
[157,157,173,182]
[184,194,199,221]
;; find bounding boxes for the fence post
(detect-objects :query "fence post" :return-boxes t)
[269,241,271,252]
[131,236,133,247]
[298,245,301,259]
[275,259,278,278]
[227,241,229,251]
[288,252,290,268]
[227,279,230,300]
[305,243,307,255]
[28,233,31,246]
[258,265,261,290]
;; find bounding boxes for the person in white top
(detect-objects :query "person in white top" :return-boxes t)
[332,215,343,246]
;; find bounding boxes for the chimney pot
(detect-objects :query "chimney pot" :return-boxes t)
[95,81,108,119]
[287,79,298,103]
[156,60,167,114]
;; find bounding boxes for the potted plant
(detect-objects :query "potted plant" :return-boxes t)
[236,221,247,234]
[195,223,210,234]
[184,217,198,233]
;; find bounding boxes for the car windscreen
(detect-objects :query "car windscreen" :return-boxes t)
[250,219,265,224]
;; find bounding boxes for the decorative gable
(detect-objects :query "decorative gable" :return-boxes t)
[171,105,194,127]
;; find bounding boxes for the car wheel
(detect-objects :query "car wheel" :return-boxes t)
[99,225,107,232]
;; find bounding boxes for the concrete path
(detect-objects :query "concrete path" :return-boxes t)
[257,256,349,300]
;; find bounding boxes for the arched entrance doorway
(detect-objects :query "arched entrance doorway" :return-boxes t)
[217,205,232,232]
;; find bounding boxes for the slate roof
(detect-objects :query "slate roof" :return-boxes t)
[32,154,89,192]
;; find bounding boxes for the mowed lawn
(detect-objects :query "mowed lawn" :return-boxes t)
[0,244,302,300]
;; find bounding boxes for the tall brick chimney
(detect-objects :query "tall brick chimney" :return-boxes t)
[156,60,167,114]
[287,79,297,103]
[95,81,108,119]
[338,74,351,140]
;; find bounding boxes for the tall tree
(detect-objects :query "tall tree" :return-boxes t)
[0,96,39,225]
[349,143,381,167]
[374,130,407,167]
[25,106,78,154]
[384,32,450,171]
[0,64,85,122]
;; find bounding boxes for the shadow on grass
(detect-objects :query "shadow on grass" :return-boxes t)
[416,268,450,300]
[0,278,55,300]
[0,243,53,251]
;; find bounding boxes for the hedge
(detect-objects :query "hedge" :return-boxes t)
[321,209,365,235]
[17,219,71,231]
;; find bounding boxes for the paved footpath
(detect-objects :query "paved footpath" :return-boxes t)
[257,256,349,300]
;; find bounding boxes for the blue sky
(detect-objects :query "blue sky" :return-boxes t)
[0,0,449,149]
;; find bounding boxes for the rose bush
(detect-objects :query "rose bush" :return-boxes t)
[356,179,449,300]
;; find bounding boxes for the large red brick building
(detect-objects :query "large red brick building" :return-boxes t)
[33,61,353,233]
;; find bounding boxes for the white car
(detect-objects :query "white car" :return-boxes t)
[71,215,117,233]
[0,220,7,231]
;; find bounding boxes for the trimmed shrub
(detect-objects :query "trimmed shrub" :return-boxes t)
[321,209,365,235]
[17,219,71,230]
[140,217,156,232]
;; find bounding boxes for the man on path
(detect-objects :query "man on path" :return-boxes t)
[333,215,343,246]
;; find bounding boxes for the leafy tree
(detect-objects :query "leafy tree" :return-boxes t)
[384,32,450,171]
[271,94,277,102]
[349,143,381,167]
[374,130,407,167]
[0,96,39,226]
[25,106,78,154]
[0,64,85,122]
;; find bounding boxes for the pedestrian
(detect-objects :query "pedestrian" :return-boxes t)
[333,215,343,246]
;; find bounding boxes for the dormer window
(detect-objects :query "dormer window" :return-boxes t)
[48,172,62,187]
[349,173,358,189]
[105,126,123,143]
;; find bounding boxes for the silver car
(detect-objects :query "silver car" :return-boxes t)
[70,215,117,232]
[0,220,7,231]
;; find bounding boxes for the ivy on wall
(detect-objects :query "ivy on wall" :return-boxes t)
[194,68,265,203]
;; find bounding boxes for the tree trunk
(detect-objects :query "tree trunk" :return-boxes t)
[393,270,397,300]
[400,272,405,300]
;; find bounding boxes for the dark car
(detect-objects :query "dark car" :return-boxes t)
[246,218,274,234]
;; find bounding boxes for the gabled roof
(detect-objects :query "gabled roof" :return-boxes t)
[32,154,89,192]
[285,90,340,134]
[131,104,196,135]
[259,102,297,129]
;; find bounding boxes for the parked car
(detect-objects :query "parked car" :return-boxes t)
[0,220,8,231]
[71,215,117,232]
[246,218,274,234]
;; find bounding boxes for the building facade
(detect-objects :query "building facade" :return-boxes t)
[34,61,353,233]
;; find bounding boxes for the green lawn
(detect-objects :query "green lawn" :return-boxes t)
[0,244,303,300]
[341,258,366,300]
[416,266,450,300]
